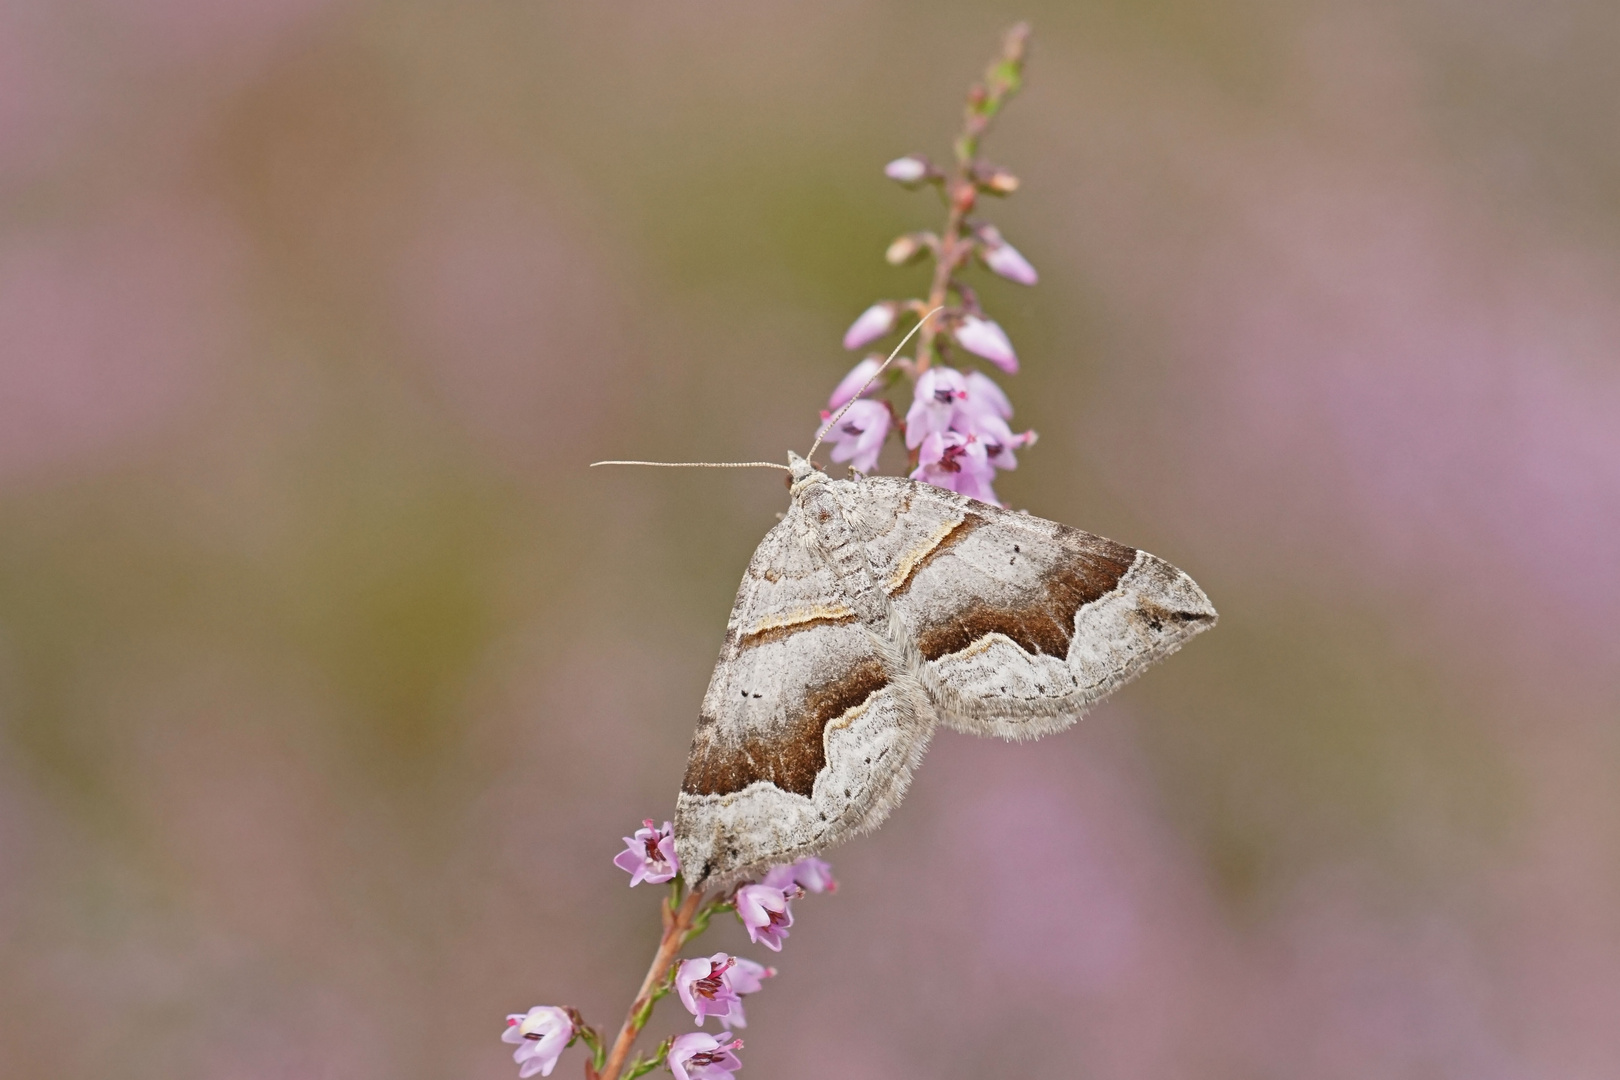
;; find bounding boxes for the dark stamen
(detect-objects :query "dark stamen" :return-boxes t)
[694,957,735,999]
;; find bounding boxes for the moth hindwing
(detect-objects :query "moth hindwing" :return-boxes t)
[674,453,1215,890]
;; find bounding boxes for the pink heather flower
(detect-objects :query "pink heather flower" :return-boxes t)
[502,1006,573,1079]
[842,302,897,350]
[819,399,889,474]
[669,1033,744,1080]
[962,370,1013,422]
[718,958,776,1031]
[762,857,837,894]
[904,366,969,449]
[957,371,1035,470]
[954,315,1018,373]
[912,431,999,505]
[828,357,883,410]
[884,155,930,184]
[981,238,1038,285]
[972,412,1037,471]
[613,819,678,886]
[676,953,743,1026]
[734,884,793,951]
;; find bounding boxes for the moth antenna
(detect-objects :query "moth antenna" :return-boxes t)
[806,306,942,464]
[590,460,792,471]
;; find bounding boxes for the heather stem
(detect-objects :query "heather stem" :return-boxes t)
[594,888,706,1080]
[917,22,1030,371]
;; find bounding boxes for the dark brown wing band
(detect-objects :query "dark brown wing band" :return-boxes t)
[682,658,889,798]
[916,533,1137,661]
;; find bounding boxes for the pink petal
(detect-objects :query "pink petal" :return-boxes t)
[828,357,883,409]
[954,316,1018,373]
[884,156,929,183]
[962,370,1013,421]
[983,241,1038,285]
[842,302,896,350]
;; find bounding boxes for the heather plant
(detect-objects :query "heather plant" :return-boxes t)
[503,25,1038,1080]
[822,23,1038,506]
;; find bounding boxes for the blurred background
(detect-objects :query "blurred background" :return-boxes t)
[3,2,1618,1077]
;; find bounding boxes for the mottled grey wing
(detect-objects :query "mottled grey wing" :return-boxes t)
[674,503,933,891]
[859,477,1217,740]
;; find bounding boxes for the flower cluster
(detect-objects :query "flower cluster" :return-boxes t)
[815,25,1037,508]
[730,856,837,952]
[675,953,775,1029]
[502,832,836,1080]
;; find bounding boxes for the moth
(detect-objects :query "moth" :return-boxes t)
[674,450,1216,891]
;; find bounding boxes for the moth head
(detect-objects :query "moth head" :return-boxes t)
[786,451,824,491]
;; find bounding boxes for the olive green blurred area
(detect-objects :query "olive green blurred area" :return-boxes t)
[3,2,1618,1077]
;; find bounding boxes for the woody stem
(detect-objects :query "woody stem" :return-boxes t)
[916,21,1029,371]
[594,888,706,1080]
[918,184,971,373]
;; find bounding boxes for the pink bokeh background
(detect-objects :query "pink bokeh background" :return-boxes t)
[2,2,1617,1078]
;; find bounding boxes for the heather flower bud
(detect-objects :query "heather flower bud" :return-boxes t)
[884,233,929,266]
[884,155,932,185]
[953,315,1019,373]
[502,1006,573,1078]
[951,183,978,214]
[828,357,883,408]
[981,238,1038,285]
[841,304,897,351]
[980,167,1020,194]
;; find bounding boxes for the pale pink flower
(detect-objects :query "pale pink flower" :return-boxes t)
[676,953,742,1025]
[956,371,1034,470]
[717,958,776,1031]
[828,357,883,410]
[762,857,837,894]
[973,412,1036,471]
[842,302,897,350]
[669,1033,743,1080]
[725,957,776,995]
[613,819,678,886]
[912,431,999,504]
[977,228,1038,285]
[903,368,1031,480]
[954,315,1018,373]
[502,1006,573,1078]
[904,367,969,449]
[962,370,1013,422]
[819,399,890,474]
[734,884,793,951]
[884,155,930,184]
